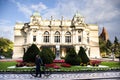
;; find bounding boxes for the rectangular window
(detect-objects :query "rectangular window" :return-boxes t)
[33,36,36,42]
[78,36,81,42]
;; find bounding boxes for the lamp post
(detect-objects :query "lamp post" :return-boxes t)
[112,49,115,61]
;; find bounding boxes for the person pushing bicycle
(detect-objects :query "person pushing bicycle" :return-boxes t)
[35,54,43,77]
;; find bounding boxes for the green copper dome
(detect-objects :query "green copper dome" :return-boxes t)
[33,11,40,16]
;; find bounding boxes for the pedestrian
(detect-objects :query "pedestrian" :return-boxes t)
[35,54,43,77]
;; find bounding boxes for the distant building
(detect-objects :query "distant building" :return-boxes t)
[99,27,109,41]
[13,12,101,59]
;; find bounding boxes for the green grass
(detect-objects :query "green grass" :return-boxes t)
[100,61,120,67]
[0,61,33,72]
[0,61,17,70]
[0,61,120,72]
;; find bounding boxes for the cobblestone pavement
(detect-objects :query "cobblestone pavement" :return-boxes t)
[0,71,120,80]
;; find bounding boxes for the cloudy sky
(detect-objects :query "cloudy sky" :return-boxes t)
[0,0,120,42]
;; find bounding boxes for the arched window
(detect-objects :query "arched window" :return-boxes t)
[43,31,49,43]
[65,31,71,43]
[54,31,60,43]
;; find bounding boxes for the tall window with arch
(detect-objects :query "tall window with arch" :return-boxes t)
[43,31,49,43]
[54,31,60,43]
[65,31,71,43]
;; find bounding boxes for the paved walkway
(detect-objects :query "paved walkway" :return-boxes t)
[0,71,120,80]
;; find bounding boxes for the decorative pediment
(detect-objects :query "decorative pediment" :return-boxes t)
[32,16,39,25]
[72,12,85,26]
[30,11,42,25]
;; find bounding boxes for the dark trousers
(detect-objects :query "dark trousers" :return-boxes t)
[36,65,41,77]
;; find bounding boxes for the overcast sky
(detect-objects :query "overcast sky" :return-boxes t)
[0,0,120,42]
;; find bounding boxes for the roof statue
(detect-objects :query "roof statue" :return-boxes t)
[74,11,83,17]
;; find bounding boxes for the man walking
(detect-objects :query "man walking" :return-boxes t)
[35,55,43,77]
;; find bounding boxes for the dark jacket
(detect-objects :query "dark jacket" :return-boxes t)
[35,57,43,66]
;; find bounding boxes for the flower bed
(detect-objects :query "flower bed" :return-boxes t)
[45,63,61,69]
[16,60,23,63]
[61,63,71,67]
[53,65,61,69]
[45,63,56,68]
[16,62,35,67]
[53,59,65,63]
[90,60,101,66]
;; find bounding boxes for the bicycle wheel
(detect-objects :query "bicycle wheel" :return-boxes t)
[43,66,51,77]
[30,68,36,77]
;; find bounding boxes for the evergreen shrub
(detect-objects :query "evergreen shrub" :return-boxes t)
[40,47,55,64]
[65,47,81,65]
[78,47,90,64]
[23,44,40,62]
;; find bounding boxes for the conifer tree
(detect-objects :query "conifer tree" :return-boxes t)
[78,47,89,64]
[23,44,40,62]
[65,47,81,65]
[40,47,54,64]
[114,36,119,55]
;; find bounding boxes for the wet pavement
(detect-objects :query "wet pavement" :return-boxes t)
[0,71,120,80]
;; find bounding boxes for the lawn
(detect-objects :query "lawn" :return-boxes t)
[101,61,120,67]
[0,61,120,72]
[0,61,17,70]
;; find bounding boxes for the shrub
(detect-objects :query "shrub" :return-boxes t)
[65,47,81,65]
[78,47,90,64]
[40,47,54,64]
[26,62,35,67]
[47,47,55,60]
[16,62,25,67]
[23,44,40,63]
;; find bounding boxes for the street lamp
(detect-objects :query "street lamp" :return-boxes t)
[112,49,115,61]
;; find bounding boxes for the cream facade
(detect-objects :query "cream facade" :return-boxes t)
[13,12,101,59]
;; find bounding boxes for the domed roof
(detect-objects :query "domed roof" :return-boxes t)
[33,11,40,16]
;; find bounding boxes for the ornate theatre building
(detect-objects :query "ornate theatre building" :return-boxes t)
[13,12,100,59]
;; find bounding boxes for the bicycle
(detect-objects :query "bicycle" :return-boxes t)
[30,64,51,78]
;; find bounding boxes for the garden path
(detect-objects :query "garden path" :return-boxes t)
[0,71,120,80]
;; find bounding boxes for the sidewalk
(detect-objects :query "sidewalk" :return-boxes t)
[0,71,120,80]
